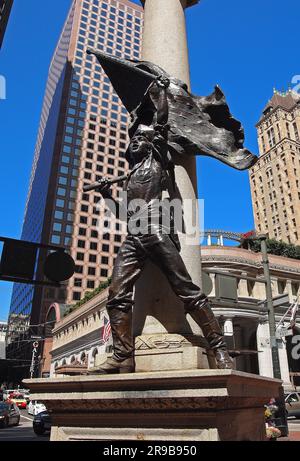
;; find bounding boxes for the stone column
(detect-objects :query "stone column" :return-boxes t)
[278,333,292,387]
[253,281,263,300]
[134,0,205,372]
[238,275,248,298]
[141,0,193,86]
[256,322,273,378]
[272,277,279,296]
[224,319,234,337]
[286,280,293,303]
[141,0,200,279]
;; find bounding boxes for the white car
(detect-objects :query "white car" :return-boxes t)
[27,401,46,416]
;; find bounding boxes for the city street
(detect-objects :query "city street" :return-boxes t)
[0,409,50,442]
[0,409,299,442]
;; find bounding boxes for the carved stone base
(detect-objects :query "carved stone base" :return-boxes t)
[135,334,213,371]
[50,426,219,442]
[24,369,282,442]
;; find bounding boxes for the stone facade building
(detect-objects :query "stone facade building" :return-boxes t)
[48,288,109,377]
[249,90,300,244]
[202,245,300,388]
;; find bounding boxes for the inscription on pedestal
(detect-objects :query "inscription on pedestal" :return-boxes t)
[135,333,211,371]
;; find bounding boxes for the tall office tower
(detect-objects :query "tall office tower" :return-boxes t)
[0,0,13,49]
[249,89,300,245]
[7,0,143,369]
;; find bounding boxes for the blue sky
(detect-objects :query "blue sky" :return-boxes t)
[0,0,299,320]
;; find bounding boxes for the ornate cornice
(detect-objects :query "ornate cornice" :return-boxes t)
[202,255,300,276]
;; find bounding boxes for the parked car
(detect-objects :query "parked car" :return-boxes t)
[27,401,46,416]
[7,393,27,410]
[2,390,15,401]
[285,392,300,419]
[33,411,51,435]
[16,389,30,404]
[0,402,20,428]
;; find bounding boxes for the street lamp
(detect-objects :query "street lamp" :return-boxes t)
[256,234,288,437]
[257,234,281,380]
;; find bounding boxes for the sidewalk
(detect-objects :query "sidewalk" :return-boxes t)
[279,431,300,441]
[278,423,300,441]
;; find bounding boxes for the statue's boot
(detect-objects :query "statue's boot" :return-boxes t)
[89,308,135,374]
[187,299,234,370]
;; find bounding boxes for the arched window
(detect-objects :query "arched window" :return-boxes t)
[91,348,98,367]
[70,356,76,364]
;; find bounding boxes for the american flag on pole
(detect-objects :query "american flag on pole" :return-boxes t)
[102,315,112,343]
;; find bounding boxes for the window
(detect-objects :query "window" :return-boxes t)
[59,177,67,186]
[73,292,81,301]
[53,223,62,232]
[278,280,286,294]
[55,211,63,220]
[57,188,66,196]
[80,216,88,224]
[56,199,65,208]
[60,166,69,174]
[63,146,71,154]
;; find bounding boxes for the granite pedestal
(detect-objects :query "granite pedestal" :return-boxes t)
[24,370,281,442]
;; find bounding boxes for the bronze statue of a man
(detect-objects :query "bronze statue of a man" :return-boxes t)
[90,76,233,374]
[83,49,257,375]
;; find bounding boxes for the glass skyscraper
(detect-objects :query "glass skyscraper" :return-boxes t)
[7,0,143,372]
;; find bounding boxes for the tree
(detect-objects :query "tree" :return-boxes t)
[240,238,300,260]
